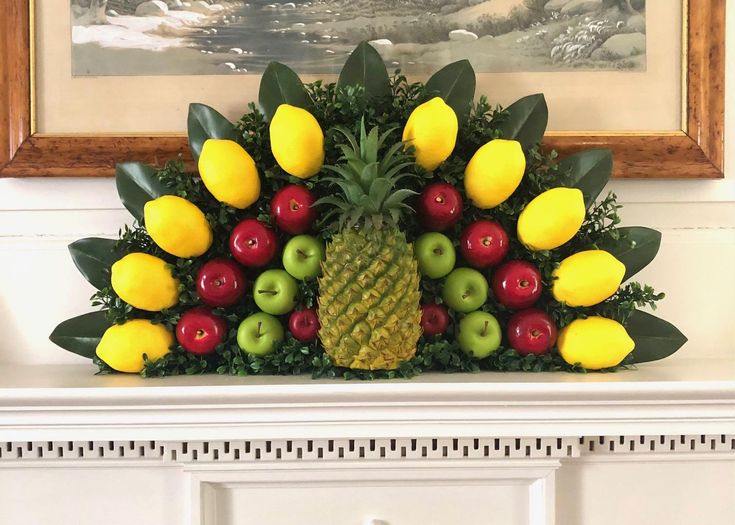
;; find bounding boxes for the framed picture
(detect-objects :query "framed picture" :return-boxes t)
[0,0,724,178]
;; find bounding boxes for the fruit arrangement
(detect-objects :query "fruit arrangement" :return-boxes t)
[50,42,687,379]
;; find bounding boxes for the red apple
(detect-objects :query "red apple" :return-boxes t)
[197,259,246,307]
[506,308,557,356]
[420,303,450,336]
[460,220,509,269]
[288,308,320,342]
[229,218,278,267]
[491,260,542,310]
[271,184,317,234]
[418,182,463,231]
[176,306,227,355]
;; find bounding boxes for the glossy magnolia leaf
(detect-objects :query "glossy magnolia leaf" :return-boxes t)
[115,162,171,222]
[49,311,110,359]
[497,94,548,152]
[626,310,687,364]
[337,41,391,101]
[560,149,613,208]
[603,227,662,281]
[68,237,124,290]
[258,61,310,121]
[187,103,236,161]
[424,59,476,123]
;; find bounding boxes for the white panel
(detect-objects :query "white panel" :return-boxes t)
[556,457,735,525]
[0,465,184,525]
[212,481,528,525]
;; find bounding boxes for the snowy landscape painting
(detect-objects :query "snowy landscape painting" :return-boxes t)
[70,0,647,76]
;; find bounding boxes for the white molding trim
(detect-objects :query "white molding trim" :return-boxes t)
[1,435,732,464]
[2,436,731,525]
[1,362,734,441]
[188,459,563,525]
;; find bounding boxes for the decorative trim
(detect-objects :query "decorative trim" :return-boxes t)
[2,375,733,441]
[579,434,735,455]
[1,436,732,464]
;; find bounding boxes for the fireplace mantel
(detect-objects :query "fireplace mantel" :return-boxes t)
[1,359,734,525]
[1,359,733,442]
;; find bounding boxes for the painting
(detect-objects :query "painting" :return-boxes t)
[70,0,647,76]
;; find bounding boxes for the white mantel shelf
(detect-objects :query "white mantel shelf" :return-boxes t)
[1,359,734,441]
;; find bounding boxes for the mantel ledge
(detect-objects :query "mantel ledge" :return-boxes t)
[0,360,733,441]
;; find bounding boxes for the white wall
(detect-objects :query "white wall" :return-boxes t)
[1,6,733,366]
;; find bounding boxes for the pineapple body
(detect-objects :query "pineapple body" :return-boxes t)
[318,229,421,370]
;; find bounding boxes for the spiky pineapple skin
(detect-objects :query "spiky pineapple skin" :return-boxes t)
[318,229,422,370]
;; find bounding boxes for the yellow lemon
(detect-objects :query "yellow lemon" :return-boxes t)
[553,250,625,307]
[144,195,213,258]
[198,139,260,209]
[464,139,526,209]
[558,316,635,370]
[517,187,585,251]
[96,319,173,373]
[111,253,179,312]
[402,97,458,171]
[270,104,324,179]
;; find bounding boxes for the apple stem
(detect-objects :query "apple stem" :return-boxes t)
[256,322,262,337]
[297,249,308,258]
[257,289,278,295]
[481,321,488,337]
[433,248,443,255]
[462,292,471,299]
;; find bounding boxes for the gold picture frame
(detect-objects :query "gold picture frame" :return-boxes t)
[0,0,725,179]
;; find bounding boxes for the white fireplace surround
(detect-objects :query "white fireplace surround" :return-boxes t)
[1,361,733,525]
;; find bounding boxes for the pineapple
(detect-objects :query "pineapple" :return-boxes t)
[317,124,422,370]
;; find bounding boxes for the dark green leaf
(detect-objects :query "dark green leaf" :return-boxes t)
[626,310,687,364]
[258,62,310,121]
[497,94,548,152]
[49,311,110,359]
[337,41,391,101]
[68,238,125,290]
[560,149,613,208]
[116,162,172,221]
[424,59,476,123]
[187,103,236,161]
[603,227,662,280]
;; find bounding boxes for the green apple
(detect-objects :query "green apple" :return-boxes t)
[253,269,298,315]
[458,311,501,358]
[237,312,284,356]
[442,267,488,313]
[414,232,456,279]
[282,235,325,280]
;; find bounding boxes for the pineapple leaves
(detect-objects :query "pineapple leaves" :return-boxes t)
[321,121,417,228]
[497,93,548,152]
[424,59,476,124]
[368,177,393,208]
[187,103,236,161]
[116,162,173,222]
[332,125,360,152]
[360,123,380,163]
[337,41,391,101]
[258,61,311,121]
[383,189,417,209]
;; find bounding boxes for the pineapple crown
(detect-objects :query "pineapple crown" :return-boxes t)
[317,121,417,230]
